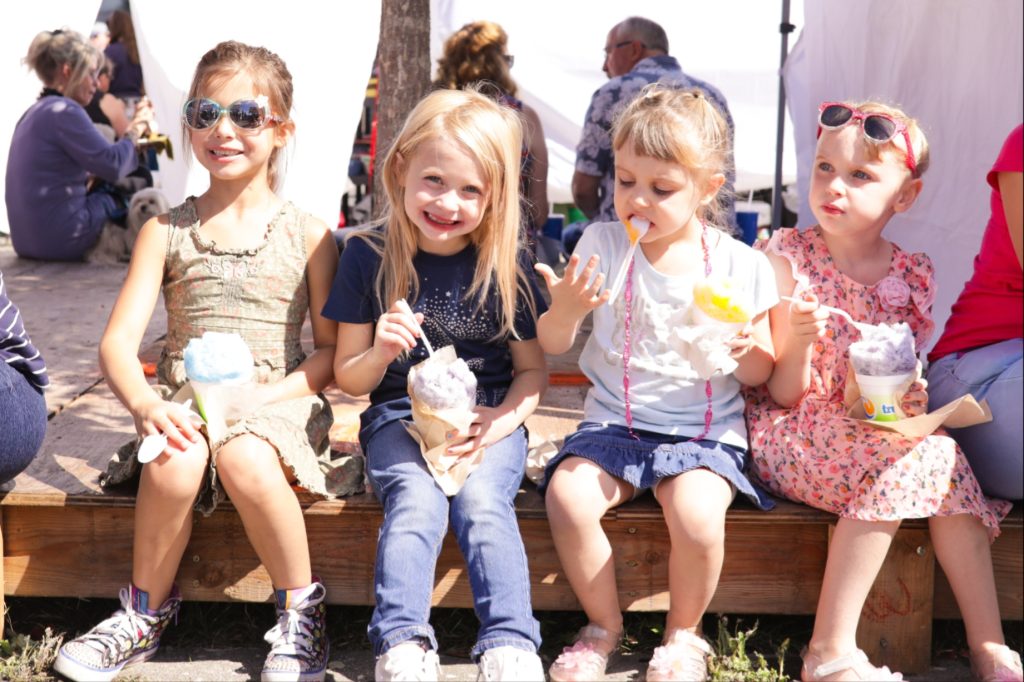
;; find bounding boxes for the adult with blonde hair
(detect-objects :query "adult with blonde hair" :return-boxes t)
[434,20,549,245]
[5,28,152,261]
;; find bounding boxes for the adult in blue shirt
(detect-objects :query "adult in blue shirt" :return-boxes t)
[0,268,49,483]
[567,17,737,252]
[5,28,151,261]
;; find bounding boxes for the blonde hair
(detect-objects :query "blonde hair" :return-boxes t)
[433,21,516,97]
[184,41,294,190]
[360,87,535,340]
[24,29,100,98]
[612,84,733,226]
[833,100,930,178]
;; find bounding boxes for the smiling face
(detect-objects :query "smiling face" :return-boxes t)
[188,73,288,187]
[613,145,722,248]
[810,125,921,239]
[400,136,490,255]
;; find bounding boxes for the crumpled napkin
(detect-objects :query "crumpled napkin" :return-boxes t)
[668,308,744,379]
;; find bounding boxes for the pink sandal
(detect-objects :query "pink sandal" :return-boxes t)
[646,629,713,682]
[548,624,622,682]
[971,645,1024,682]
[800,648,902,681]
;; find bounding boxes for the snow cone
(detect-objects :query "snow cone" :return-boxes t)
[405,345,481,494]
[849,322,917,422]
[692,275,754,330]
[184,332,254,439]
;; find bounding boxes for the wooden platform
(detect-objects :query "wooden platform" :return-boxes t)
[1,241,1020,674]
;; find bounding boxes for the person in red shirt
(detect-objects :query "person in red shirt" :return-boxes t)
[927,123,1023,501]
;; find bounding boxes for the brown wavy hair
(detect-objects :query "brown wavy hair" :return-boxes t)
[433,21,517,97]
[182,41,294,191]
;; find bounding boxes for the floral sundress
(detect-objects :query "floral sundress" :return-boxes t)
[744,227,1009,536]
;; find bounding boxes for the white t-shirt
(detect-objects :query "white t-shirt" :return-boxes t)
[573,221,778,449]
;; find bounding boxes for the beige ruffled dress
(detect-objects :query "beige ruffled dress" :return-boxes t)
[102,197,362,514]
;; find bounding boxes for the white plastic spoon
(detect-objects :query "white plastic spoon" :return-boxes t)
[137,399,194,463]
[396,298,434,356]
[606,217,650,303]
[780,296,877,335]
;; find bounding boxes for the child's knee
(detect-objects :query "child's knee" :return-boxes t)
[142,439,209,498]
[215,434,281,491]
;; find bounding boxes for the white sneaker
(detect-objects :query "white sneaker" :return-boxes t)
[477,646,545,682]
[374,641,442,681]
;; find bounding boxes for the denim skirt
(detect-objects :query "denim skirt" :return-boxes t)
[539,421,774,510]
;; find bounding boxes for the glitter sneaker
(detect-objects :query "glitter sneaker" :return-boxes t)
[52,584,180,682]
[261,581,329,682]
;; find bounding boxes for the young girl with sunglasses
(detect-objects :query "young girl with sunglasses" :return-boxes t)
[744,101,1020,682]
[54,41,339,682]
[324,87,548,682]
[534,85,777,682]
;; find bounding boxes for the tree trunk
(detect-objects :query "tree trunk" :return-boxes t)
[373,0,431,218]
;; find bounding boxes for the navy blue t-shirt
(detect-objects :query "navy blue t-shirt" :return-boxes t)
[322,231,547,448]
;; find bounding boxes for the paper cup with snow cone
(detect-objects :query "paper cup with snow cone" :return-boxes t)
[854,371,916,421]
[691,275,754,333]
[849,322,918,422]
[183,332,255,442]
[404,345,482,495]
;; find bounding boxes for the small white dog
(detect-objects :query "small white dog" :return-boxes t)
[86,187,169,264]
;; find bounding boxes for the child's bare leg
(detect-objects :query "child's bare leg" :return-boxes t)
[545,457,634,638]
[654,468,732,635]
[808,517,899,662]
[133,439,210,605]
[929,514,1005,654]
[216,434,312,589]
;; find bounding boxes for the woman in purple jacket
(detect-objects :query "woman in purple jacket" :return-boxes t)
[5,28,151,261]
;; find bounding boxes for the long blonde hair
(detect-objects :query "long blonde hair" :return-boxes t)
[361,87,535,339]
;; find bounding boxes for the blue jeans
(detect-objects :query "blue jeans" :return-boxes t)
[926,338,1022,500]
[365,419,541,659]
[0,361,47,483]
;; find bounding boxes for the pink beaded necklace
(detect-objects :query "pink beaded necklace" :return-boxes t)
[622,221,714,440]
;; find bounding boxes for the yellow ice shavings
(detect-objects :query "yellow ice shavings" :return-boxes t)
[693,276,754,324]
[624,217,649,245]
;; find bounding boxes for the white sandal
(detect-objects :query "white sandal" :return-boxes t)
[547,624,622,682]
[801,647,902,681]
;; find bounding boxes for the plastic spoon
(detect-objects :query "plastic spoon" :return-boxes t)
[396,298,434,356]
[137,399,194,463]
[606,217,650,303]
[780,296,877,335]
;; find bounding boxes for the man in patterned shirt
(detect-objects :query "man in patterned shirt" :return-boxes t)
[568,16,737,250]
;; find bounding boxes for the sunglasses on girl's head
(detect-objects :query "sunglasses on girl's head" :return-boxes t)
[182,97,281,132]
[817,102,917,173]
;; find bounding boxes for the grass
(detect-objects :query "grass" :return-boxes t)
[4,595,1020,681]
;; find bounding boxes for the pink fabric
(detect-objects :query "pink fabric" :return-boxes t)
[930,124,1024,362]
[744,228,1009,536]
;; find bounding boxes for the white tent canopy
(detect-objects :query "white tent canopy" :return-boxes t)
[2,1,1022,349]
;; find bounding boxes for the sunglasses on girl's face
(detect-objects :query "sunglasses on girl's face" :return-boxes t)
[817,102,917,173]
[182,97,281,132]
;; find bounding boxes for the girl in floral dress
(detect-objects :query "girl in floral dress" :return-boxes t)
[54,42,338,682]
[745,101,1020,681]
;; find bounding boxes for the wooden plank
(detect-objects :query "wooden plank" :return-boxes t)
[2,253,165,417]
[856,528,934,674]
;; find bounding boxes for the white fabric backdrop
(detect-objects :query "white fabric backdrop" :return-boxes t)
[784,0,1024,354]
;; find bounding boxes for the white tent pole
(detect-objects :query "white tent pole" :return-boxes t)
[771,0,795,232]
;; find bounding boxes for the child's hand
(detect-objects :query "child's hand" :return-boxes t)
[372,301,424,365]
[787,293,829,347]
[901,377,929,418]
[535,254,610,318]
[727,325,757,359]
[444,405,511,457]
[134,396,203,454]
